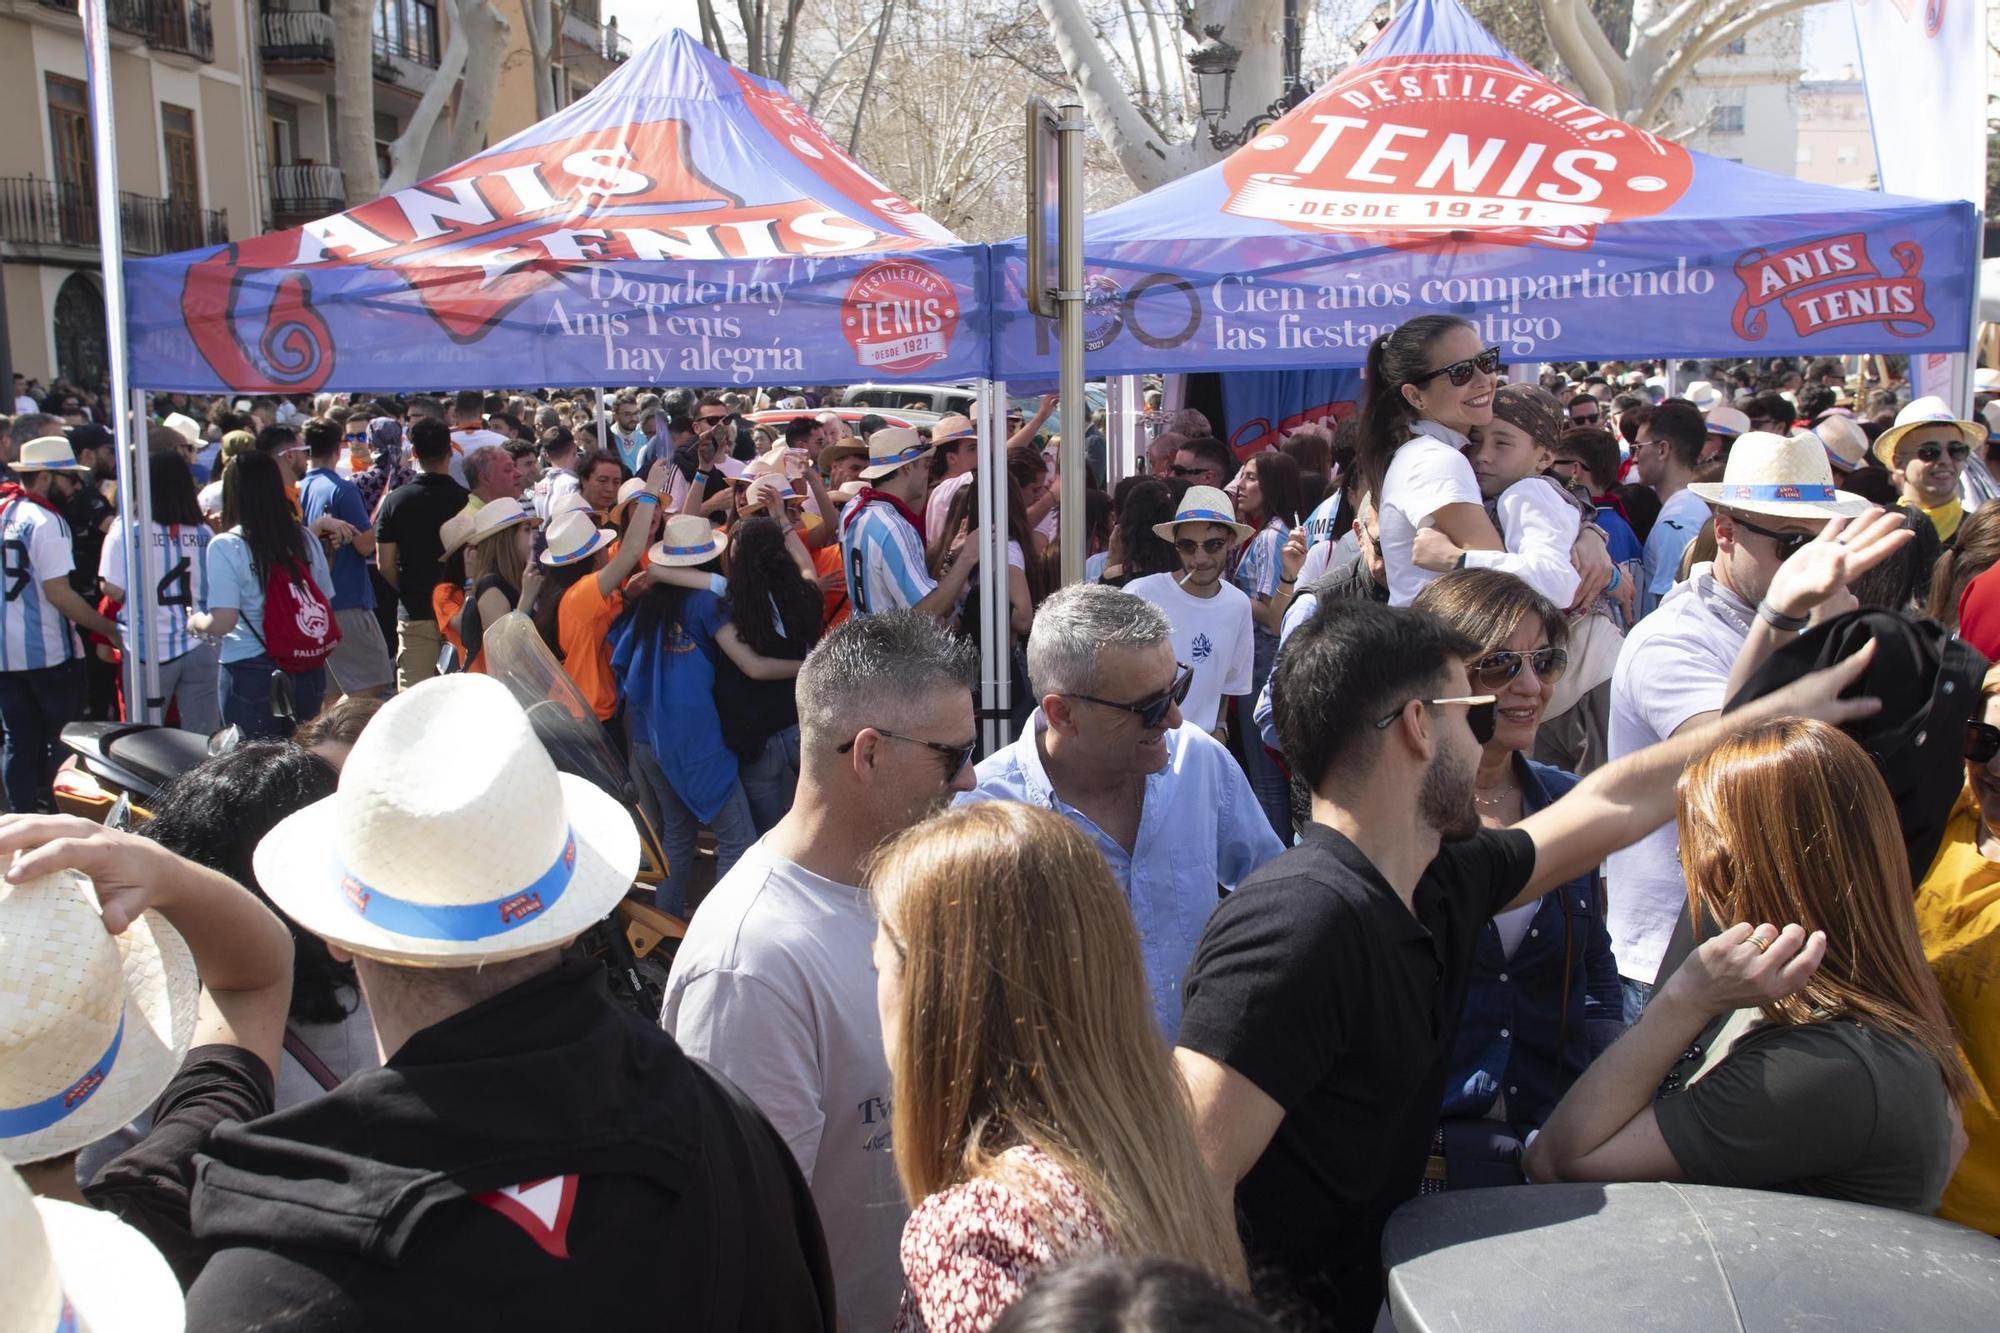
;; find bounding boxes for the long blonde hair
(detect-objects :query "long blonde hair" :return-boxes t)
[467,519,528,592]
[865,802,1247,1288]
[1677,718,1970,1099]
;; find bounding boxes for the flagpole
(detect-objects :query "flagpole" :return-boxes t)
[80,0,156,722]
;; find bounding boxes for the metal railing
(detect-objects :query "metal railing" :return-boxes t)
[0,176,227,255]
[38,0,214,63]
[562,7,630,63]
[373,30,439,70]
[271,162,345,219]
[258,8,334,62]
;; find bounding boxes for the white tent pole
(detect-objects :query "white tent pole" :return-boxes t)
[975,377,1012,756]
[1106,375,1140,484]
[595,387,609,452]
[130,390,160,722]
[81,1,153,722]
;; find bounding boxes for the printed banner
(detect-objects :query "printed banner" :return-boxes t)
[1219,370,1361,460]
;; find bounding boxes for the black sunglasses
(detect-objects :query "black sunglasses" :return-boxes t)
[1729,513,1816,562]
[1413,346,1502,388]
[1070,663,1194,731]
[838,728,977,776]
[1471,647,1570,692]
[1168,463,1215,479]
[1966,720,2000,766]
[1569,406,1601,422]
[1913,440,1972,464]
[1175,536,1230,557]
[1375,694,1499,745]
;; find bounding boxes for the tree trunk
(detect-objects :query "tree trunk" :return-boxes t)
[330,0,381,203]
[448,0,511,163]
[522,0,557,121]
[384,0,472,191]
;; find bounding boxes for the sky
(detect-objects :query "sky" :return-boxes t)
[605,0,696,46]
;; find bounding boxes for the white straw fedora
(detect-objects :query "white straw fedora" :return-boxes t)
[1,871,197,1166]
[1808,415,1871,472]
[437,505,477,560]
[4,1163,184,1332]
[160,412,202,447]
[1684,381,1721,412]
[252,674,639,966]
[648,514,729,568]
[13,437,92,474]
[545,489,593,523]
[467,496,533,546]
[1704,405,1750,439]
[1152,484,1254,543]
[931,413,977,443]
[857,426,934,481]
[606,476,660,523]
[1688,431,1871,519]
[1872,395,1985,468]
[539,509,615,568]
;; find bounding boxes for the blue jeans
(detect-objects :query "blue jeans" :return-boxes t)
[1239,629,1290,839]
[1620,977,1656,1026]
[219,655,326,741]
[739,724,801,834]
[629,739,756,917]
[0,660,86,813]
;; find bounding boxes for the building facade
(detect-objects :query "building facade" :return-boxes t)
[489,0,626,144]
[1793,71,1876,189]
[1671,21,1804,177]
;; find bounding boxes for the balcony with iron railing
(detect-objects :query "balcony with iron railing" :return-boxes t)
[561,7,629,64]
[37,0,214,63]
[271,162,345,223]
[258,8,333,63]
[0,177,227,256]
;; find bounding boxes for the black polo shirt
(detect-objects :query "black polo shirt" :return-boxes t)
[375,472,469,618]
[1177,822,1536,1332]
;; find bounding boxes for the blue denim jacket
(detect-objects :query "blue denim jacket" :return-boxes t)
[1441,757,1624,1135]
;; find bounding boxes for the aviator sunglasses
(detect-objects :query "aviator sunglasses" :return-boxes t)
[1470,647,1570,692]
[1912,440,1972,464]
[1413,346,1502,388]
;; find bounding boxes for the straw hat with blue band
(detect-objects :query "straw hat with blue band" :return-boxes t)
[253,674,639,966]
[857,425,935,480]
[1688,430,1870,520]
[539,509,616,568]
[1153,485,1254,543]
[648,514,730,568]
[1703,404,1750,439]
[0,871,198,1166]
[1809,415,1871,473]
[1872,395,1986,469]
[5,1164,183,1333]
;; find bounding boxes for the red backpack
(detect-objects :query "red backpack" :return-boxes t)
[258,558,341,672]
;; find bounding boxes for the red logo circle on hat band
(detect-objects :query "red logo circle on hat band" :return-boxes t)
[843,260,960,373]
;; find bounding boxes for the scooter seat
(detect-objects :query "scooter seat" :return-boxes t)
[101,727,214,793]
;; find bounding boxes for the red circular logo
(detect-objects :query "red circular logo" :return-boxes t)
[842,260,960,373]
[1222,55,1693,244]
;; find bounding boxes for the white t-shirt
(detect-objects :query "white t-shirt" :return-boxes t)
[1460,476,1583,608]
[1604,564,1750,986]
[925,470,974,545]
[1378,422,1482,606]
[662,840,906,1333]
[1125,572,1254,733]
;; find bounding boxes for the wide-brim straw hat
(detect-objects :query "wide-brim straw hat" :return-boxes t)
[857,426,933,480]
[818,439,866,471]
[160,412,202,447]
[1704,405,1750,439]
[13,436,91,474]
[467,496,533,545]
[437,505,477,560]
[6,1164,184,1331]
[1809,415,1871,471]
[1873,395,1985,468]
[1983,401,2000,445]
[254,674,639,966]
[1688,430,1872,518]
[539,509,615,568]
[1,871,198,1165]
[546,490,593,524]
[1153,484,1254,543]
[649,514,729,568]
[931,413,977,443]
[606,476,659,523]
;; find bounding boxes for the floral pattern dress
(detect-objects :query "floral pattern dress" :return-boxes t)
[895,1144,1113,1333]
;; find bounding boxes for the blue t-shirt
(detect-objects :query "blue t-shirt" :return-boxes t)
[612,589,739,819]
[206,527,333,665]
[298,466,375,612]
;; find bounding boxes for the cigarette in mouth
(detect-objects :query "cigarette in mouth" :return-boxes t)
[1177,571,1193,587]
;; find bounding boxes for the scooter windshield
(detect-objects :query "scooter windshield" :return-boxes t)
[481,611,640,811]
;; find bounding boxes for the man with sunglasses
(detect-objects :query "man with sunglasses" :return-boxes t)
[665,611,976,1333]
[1565,393,1603,429]
[963,585,1284,1038]
[1872,395,1985,544]
[1169,435,1236,490]
[1173,595,1880,1333]
[1125,487,1258,740]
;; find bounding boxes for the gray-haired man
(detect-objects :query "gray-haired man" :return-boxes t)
[961,584,1284,1038]
[663,610,977,1333]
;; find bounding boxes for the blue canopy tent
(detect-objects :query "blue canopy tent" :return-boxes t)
[992,0,1978,382]
[123,30,989,393]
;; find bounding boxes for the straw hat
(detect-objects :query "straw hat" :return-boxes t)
[0,871,198,1165]
[857,426,933,480]
[1872,395,1985,468]
[4,1164,183,1332]
[1152,485,1254,543]
[1808,415,1871,472]
[13,437,91,474]
[437,506,477,560]
[1688,431,1871,518]
[545,489,593,524]
[1704,405,1750,439]
[648,514,729,568]
[467,497,532,545]
[818,439,866,472]
[931,413,977,443]
[253,674,639,966]
[539,510,615,568]
[160,412,202,446]
[1983,401,2000,445]
[1974,368,2000,394]
[830,480,867,504]
[606,476,660,523]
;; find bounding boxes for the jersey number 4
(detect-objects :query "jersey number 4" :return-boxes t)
[156,557,193,609]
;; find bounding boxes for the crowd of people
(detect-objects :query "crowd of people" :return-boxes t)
[4,336,2000,1331]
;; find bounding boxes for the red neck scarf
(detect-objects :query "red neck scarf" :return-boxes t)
[0,480,62,516]
[841,486,924,538]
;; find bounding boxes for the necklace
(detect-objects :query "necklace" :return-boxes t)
[1473,780,1517,810]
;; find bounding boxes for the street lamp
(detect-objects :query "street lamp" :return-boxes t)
[1189,1,1314,152]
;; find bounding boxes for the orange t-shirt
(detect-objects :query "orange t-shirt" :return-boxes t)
[812,540,851,630]
[559,566,625,720]
[432,581,466,667]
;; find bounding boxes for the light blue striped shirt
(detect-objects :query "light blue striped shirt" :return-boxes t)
[0,498,79,671]
[98,519,211,664]
[840,499,934,617]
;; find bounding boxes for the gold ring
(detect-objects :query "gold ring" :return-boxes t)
[1748,931,1773,954]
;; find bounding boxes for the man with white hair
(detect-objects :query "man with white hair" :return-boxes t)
[459,443,518,512]
[962,584,1284,1037]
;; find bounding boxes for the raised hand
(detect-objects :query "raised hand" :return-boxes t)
[1666,921,1828,1017]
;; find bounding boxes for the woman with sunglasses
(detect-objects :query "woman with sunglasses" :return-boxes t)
[1910,668,2000,1233]
[1527,718,1966,1214]
[1412,570,1623,1189]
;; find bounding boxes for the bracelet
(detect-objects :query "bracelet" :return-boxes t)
[1755,600,1810,633]
[1607,565,1621,592]
[691,471,708,486]
[1279,575,1297,586]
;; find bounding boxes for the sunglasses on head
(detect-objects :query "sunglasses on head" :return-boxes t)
[1912,440,1971,464]
[1471,647,1570,692]
[1175,536,1230,556]
[1375,694,1499,746]
[1966,720,2000,766]
[1413,346,1502,388]
[1069,663,1194,731]
[1729,512,1816,562]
